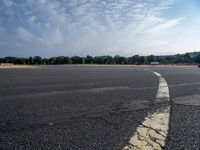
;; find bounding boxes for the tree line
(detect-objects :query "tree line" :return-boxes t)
[0,53,200,65]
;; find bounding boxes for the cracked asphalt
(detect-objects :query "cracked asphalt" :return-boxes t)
[0,65,199,150]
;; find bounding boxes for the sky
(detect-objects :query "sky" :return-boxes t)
[0,0,200,57]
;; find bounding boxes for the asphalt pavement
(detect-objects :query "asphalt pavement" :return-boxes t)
[0,65,199,150]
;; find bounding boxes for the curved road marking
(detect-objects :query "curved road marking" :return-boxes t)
[123,70,171,150]
[152,71,170,102]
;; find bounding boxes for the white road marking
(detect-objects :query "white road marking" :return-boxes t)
[152,71,170,101]
[123,70,171,150]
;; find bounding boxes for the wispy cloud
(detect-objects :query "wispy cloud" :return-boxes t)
[147,18,185,33]
[1,0,16,15]
[17,27,34,42]
[0,0,198,56]
[2,0,14,7]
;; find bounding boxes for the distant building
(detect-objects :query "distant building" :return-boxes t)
[187,52,200,58]
[150,62,159,65]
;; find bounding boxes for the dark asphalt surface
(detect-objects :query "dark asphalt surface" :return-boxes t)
[150,67,200,150]
[0,65,199,150]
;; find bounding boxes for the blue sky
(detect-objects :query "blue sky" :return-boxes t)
[0,0,199,57]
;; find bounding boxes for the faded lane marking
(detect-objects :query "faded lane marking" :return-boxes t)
[0,86,161,100]
[173,95,200,106]
[123,70,170,150]
[0,86,131,100]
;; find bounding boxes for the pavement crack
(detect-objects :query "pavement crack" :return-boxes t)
[140,122,167,138]
[124,143,142,150]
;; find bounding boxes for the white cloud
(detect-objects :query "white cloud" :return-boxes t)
[2,0,14,7]
[2,0,16,15]
[148,18,185,33]
[1,0,192,56]
[17,27,34,42]
[28,16,36,23]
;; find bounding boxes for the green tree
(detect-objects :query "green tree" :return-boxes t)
[194,54,200,63]
[85,55,93,64]
[71,56,83,64]
[33,56,42,64]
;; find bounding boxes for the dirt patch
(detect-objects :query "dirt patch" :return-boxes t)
[0,65,38,69]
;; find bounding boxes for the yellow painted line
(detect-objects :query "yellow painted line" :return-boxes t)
[123,106,171,150]
[123,70,170,150]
